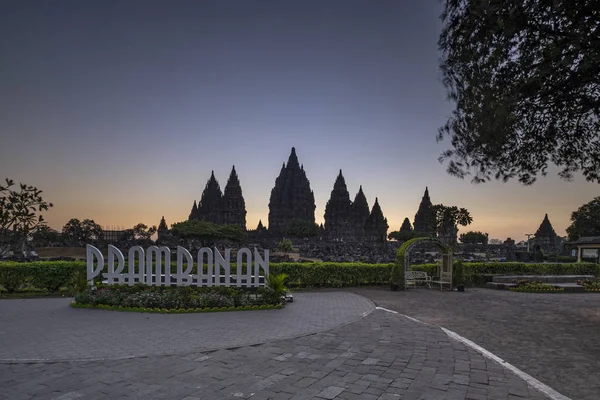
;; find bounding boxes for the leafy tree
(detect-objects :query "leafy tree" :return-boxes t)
[388,230,429,242]
[0,178,53,255]
[277,238,294,253]
[566,197,600,241]
[32,225,63,247]
[534,248,545,262]
[62,218,104,246]
[430,205,473,238]
[170,220,246,247]
[133,223,157,242]
[438,0,600,185]
[459,231,489,245]
[283,219,319,238]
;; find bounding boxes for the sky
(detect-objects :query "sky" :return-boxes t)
[0,0,597,241]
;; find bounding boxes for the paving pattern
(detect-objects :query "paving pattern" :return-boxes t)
[349,286,599,400]
[0,306,549,400]
[0,292,374,361]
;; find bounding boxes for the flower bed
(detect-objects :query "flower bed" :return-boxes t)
[72,284,284,312]
[70,302,283,313]
[576,279,600,292]
[509,281,564,293]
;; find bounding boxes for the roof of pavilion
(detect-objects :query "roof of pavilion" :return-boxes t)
[564,236,600,245]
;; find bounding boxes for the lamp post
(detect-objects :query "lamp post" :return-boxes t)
[525,233,534,252]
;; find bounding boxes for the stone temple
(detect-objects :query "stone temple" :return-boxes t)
[185,147,391,243]
[189,167,247,229]
[533,214,559,253]
[268,147,316,235]
[323,170,388,242]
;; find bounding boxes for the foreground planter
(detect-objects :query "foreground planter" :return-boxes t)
[70,303,284,313]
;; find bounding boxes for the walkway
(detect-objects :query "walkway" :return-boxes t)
[0,292,555,399]
[349,286,599,400]
[0,292,373,361]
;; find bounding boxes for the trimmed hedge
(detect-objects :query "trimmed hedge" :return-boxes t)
[412,262,600,286]
[1,260,599,292]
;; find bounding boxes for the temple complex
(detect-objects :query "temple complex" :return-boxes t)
[268,148,316,235]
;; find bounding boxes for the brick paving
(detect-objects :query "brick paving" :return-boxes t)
[0,292,554,400]
[0,306,549,400]
[348,286,599,400]
[0,292,374,361]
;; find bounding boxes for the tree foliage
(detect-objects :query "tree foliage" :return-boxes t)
[32,225,63,247]
[430,204,473,236]
[0,178,53,254]
[133,223,157,242]
[170,220,246,247]
[277,238,294,253]
[283,219,319,238]
[566,197,600,241]
[61,218,104,246]
[459,230,489,244]
[438,0,600,185]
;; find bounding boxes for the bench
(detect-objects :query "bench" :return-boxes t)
[431,271,452,291]
[406,271,432,289]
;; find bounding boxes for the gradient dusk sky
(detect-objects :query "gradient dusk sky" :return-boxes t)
[0,0,596,241]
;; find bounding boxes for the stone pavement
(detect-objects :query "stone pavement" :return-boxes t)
[0,292,373,361]
[0,295,551,400]
[348,287,599,400]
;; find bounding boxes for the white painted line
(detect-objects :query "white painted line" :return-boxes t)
[375,308,433,326]
[399,314,432,326]
[441,327,571,400]
[375,306,398,314]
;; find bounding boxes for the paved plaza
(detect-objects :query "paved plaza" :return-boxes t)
[0,291,567,400]
[349,287,600,400]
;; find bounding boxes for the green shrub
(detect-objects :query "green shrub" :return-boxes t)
[509,281,563,292]
[0,263,30,293]
[1,260,599,293]
[72,285,275,309]
[277,238,293,253]
[453,260,464,287]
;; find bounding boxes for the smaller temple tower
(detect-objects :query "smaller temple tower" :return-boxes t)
[157,216,169,244]
[365,197,388,243]
[534,214,559,253]
[413,187,435,235]
[323,170,354,241]
[352,186,370,240]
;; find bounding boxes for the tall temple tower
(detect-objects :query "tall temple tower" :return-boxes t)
[268,147,316,234]
[413,187,435,235]
[324,170,354,240]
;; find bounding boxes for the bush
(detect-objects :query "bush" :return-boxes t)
[509,281,564,293]
[453,260,464,287]
[277,238,294,253]
[1,260,599,293]
[412,261,600,286]
[73,285,276,309]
